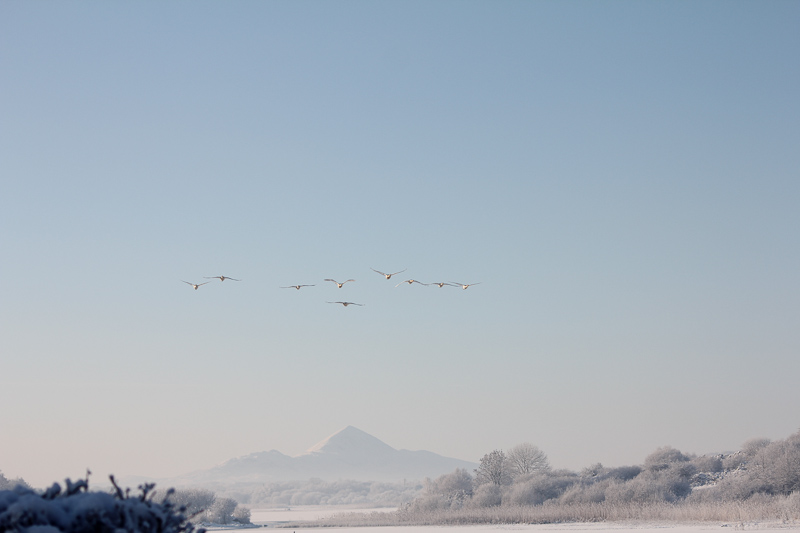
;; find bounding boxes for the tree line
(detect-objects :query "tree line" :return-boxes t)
[407,430,800,514]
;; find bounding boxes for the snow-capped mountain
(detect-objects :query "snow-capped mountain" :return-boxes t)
[167,426,477,485]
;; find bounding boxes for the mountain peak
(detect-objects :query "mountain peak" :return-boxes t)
[304,426,397,456]
[156,425,478,485]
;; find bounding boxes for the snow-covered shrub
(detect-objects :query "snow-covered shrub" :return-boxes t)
[644,446,691,472]
[698,430,800,500]
[557,478,617,504]
[203,496,237,524]
[691,454,723,473]
[0,476,204,533]
[421,468,473,509]
[746,430,800,495]
[167,488,216,518]
[579,463,640,482]
[605,465,642,481]
[503,472,576,506]
[469,483,502,507]
[604,468,691,503]
[0,472,30,491]
[232,505,251,524]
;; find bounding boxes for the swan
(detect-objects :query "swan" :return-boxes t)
[324,278,355,288]
[451,282,481,290]
[371,268,407,280]
[395,279,428,287]
[182,280,211,290]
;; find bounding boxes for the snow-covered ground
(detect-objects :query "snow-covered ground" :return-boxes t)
[200,506,800,532]
[250,505,397,523]
[275,526,799,533]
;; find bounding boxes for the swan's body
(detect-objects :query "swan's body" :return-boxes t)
[325,278,355,288]
[371,268,407,280]
[182,280,211,290]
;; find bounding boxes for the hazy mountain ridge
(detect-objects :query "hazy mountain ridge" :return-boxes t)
[163,426,477,486]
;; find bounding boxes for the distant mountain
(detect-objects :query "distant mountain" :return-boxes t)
[164,426,477,485]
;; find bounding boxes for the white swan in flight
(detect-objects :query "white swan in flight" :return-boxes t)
[395,279,428,287]
[324,278,355,288]
[281,284,315,290]
[452,282,481,290]
[371,268,407,280]
[431,282,457,288]
[327,301,364,307]
[204,275,241,282]
[182,280,211,290]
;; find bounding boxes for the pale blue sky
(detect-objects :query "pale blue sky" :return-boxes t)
[2,1,799,489]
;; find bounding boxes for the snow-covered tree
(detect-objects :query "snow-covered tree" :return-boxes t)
[644,446,690,472]
[474,450,512,486]
[204,496,238,524]
[167,488,216,518]
[507,443,550,476]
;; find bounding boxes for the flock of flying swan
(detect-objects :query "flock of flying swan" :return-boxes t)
[182,268,480,307]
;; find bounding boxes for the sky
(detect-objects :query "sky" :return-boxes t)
[1,0,799,490]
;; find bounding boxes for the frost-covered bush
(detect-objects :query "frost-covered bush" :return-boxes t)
[579,463,640,482]
[723,438,772,471]
[503,472,576,506]
[167,488,215,518]
[604,468,691,503]
[644,446,691,472]
[429,469,473,507]
[747,430,800,495]
[691,454,723,473]
[404,469,473,512]
[0,476,204,533]
[606,465,642,481]
[232,505,251,524]
[0,472,30,491]
[743,437,773,456]
[469,483,502,507]
[557,478,615,504]
[698,430,800,500]
[204,497,238,524]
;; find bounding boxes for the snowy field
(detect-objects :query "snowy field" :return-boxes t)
[200,506,800,532]
[250,505,398,523]
[268,525,800,532]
